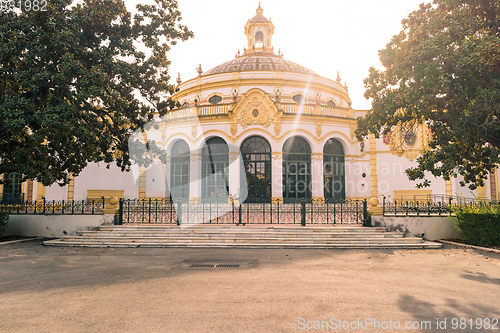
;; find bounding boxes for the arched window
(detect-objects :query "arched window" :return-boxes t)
[292,94,307,104]
[209,95,222,105]
[241,136,271,201]
[323,139,345,201]
[282,137,311,202]
[170,140,190,199]
[202,137,229,201]
[327,100,336,107]
[255,31,264,48]
[2,173,23,204]
[181,102,190,108]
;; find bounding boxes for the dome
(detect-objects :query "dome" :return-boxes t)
[249,2,269,23]
[249,14,269,23]
[202,55,317,76]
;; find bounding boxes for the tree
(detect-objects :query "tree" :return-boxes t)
[0,0,192,186]
[355,0,500,189]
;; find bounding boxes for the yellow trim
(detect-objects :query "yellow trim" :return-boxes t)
[493,168,499,201]
[139,166,146,199]
[87,190,124,203]
[445,179,452,197]
[347,197,369,201]
[394,190,432,202]
[272,197,283,204]
[477,185,487,200]
[312,197,325,204]
[67,174,75,202]
[173,78,351,105]
[160,127,358,147]
[36,182,45,200]
[369,134,378,198]
[0,174,3,197]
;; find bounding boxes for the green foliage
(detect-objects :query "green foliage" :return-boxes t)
[0,212,9,235]
[355,0,500,189]
[0,0,193,186]
[452,202,500,246]
[363,211,372,227]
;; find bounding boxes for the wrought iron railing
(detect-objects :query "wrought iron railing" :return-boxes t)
[118,197,367,225]
[382,196,500,216]
[0,197,105,215]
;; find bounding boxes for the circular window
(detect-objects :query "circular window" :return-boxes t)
[292,94,307,104]
[252,109,259,117]
[209,95,222,105]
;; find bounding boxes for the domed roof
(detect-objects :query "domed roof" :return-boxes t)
[250,3,269,23]
[250,14,269,23]
[202,55,317,76]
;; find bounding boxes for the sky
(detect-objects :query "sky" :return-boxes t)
[152,0,433,110]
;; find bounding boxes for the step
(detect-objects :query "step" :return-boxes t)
[60,236,423,244]
[43,239,443,249]
[77,231,405,239]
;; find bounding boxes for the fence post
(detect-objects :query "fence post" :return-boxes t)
[116,199,124,225]
[176,199,182,226]
[382,196,385,215]
[43,197,46,214]
[363,199,368,223]
[238,203,242,225]
[301,201,306,226]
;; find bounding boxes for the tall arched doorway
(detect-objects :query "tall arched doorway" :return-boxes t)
[241,136,271,201]
[282,137,311,202]
[323,138,345,201]
[170,140,190,199]
[201,137,229,201]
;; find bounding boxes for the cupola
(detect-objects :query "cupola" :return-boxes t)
[244,3,275,54]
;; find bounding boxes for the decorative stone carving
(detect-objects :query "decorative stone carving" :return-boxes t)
[240,97,271,128]
[315,122,322,137]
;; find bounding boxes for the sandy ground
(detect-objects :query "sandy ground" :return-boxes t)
[0,240,499,332]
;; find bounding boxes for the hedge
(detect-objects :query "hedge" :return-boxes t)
[451,202,500,247]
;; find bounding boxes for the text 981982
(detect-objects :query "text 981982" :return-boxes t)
[0,0,47,12]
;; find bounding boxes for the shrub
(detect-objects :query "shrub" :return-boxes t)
[451,202,500,246]
[0,212,9,236]
[363,211,372,227]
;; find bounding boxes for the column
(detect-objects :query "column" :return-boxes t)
[164,158,171,200]
[271,152,283,203]
[138,166,146,199]
[445,179,452,197]
[189,153,202,203]
[228,152,242,202]
[490,168,497,201]
[311,153,324,203]
[369,134,378,199]
[67,174,74,202]
[36,182,45,200]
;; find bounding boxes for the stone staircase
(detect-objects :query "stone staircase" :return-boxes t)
[43,225,442,249]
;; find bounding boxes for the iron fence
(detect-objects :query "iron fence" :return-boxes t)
[0,197,105,215]
[382,196,500,216]
[118,198,367,225]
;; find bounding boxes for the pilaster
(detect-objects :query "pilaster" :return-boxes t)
[271,152,283,200]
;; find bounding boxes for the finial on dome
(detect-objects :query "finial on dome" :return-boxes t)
[176,73,182,85]
[196,64,203,76]
[336,70,341,83]
[256,2,263,14]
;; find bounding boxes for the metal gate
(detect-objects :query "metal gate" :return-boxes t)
[118,198,367,225]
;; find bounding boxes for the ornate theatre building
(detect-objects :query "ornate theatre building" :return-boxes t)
[2,5,497,205]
